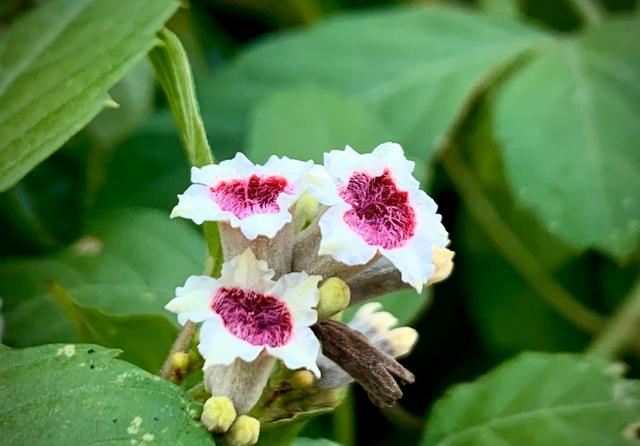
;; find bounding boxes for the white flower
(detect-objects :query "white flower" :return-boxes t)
[165,249,322,376]
[306,142,448,291]
[171,153,313,240]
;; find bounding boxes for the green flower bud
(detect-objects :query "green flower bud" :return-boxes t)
[225,415,260,446]
[201,396,237,433]
[317,277,351,319]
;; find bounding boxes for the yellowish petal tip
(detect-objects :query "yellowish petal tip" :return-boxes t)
[427,247,454,286]
[386,327,419,357]
[368,311,398,332]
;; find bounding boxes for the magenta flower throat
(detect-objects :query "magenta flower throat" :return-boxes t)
[211,287,293,347]
[210,174,291,219]
[340,169,416,249]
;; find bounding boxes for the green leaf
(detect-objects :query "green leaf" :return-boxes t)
[494,17,640,260]
[462,98,575,270]
[0,208,205,347]
[423,352,640,446]
[201,6,548,160]
[0,0,179,191]
[0,344,213,445]
[149,28,213,168]
[0,152,84,253]
[86,60,156,150]
[248,85,391,163]
[94,112,190,212]
[478,0,521,18]
[49,282,177,372]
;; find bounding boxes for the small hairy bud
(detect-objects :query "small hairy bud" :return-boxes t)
[293,193,320,232]
[317,277,351,319]
[201,396,237,433]
[226,415,260,446]
[290,370,315,389]
[427,246,454,286]
[171,352,190,373]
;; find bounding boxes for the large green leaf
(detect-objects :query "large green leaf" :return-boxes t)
[94,112,189,212]
[0,0,179,191]
[0,208,205,347]
[86,60,156,150]
[423,352,640,446]
[0,344,213,445]
[494,17,640,260]
[50,283,177,372]
[248,85,390,163]
[201,6,548,159]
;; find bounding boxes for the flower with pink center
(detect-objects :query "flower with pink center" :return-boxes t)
[306,143,448,291]
[171,153,313,239]
[165,249,322,376]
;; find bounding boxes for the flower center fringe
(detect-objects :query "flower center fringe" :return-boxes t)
[341,169,416,249]
[210,174,290,219]
[211,287,293,347]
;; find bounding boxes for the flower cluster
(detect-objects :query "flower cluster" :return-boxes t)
[166,143,453,444]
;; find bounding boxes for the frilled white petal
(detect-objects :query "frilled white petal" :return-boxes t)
[410,188,449,248]
[170,185,226,225]
[381,234,434,292]
[379,190,447,290]
[165,275,220,325]
[263,156,313,187]
[318,203,377,265]
[303,164,340,206]
[268,272,321,328]
[227,207,293,240]
[267,327,321,377]
[322,144,419,191]
[191,153,255,185]
[199,316,263,368]
[370,142,419,191]
[323,145,364,183]
[218,249,275,293]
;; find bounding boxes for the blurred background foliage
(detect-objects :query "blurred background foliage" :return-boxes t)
[0,0,639,445]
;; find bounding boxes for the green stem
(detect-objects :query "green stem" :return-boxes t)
[381,405,425,431]
[149,28,213,168]
[440,147,605,334]
[333,389,356,446]
[567,0,603,26]
[149,28,223,274]
[587,278,640,358]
